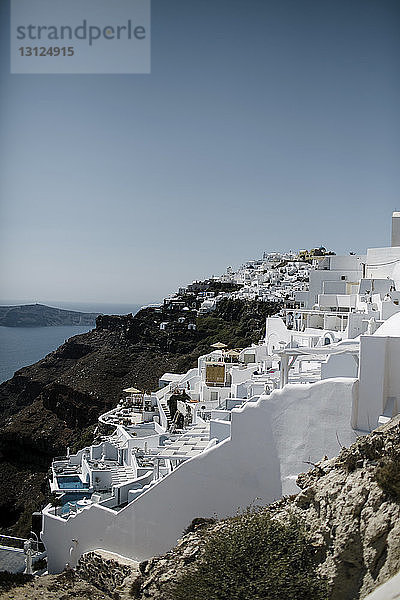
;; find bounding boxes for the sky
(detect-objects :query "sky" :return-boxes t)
[1,0,399,305]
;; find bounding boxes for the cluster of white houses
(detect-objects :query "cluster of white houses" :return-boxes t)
[42,213,400,572]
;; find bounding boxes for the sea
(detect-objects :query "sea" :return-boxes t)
[0,301,143,384]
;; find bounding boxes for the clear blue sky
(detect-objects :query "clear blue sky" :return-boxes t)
[1,0,399,305]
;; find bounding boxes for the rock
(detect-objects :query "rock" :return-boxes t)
[77,551,139,596]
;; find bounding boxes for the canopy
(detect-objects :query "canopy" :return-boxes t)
[123,387,142,394]
[277,342,359,358]
[225,349,240,357]
[211,342,228,349]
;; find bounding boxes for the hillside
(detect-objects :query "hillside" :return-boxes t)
[0,298,280,535]
[0,304,99,327]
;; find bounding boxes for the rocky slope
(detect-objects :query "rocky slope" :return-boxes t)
[0,569,118,600]
[0,304,99,327]
[0,298,279,535]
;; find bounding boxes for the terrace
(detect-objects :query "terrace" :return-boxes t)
[156,422,212,460]
[47,416,214,521]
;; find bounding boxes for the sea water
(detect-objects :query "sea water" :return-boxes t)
[0,302,142,384]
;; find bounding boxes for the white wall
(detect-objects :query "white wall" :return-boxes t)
[346,312,367,339]
[294,290,308,306]
[321,352,358,380]
[366,247,400,282]
[265,317,291,354]
[251,379,358,494]
[90,441,118,461]
[353,330,400,431]
[323,314,346,332]
[231,365,255,385]
[322,280,347,294]
[113,470,153,506]
[359,278,394,296]
[328,255,365,271]
[380,300,400,321]
[380,337,400,423]
[178,369,199,388]
[42,378,359,573]
[307,267,362,308]
[126,434,160,453]
[318,294,356,309]
[89,467,112,490]
[200,385,231,407]
[249,382,266,397]
[232,381,254,399]
[209,418,231,442]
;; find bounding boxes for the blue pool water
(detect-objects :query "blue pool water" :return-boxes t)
[60,492,92,515]
[57,476,89,490]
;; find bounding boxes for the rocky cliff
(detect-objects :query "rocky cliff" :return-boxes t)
[0,298,279,535]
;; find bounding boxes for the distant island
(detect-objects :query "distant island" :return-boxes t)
[0,303,100,327]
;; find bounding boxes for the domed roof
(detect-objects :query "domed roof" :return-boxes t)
[374,311,400,337]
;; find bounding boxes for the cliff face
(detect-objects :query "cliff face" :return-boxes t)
[0,299,279,535]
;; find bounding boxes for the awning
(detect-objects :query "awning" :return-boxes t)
[277,342,359,358]
[225,349,240,357]
[211,342,228,349]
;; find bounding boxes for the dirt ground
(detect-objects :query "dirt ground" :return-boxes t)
[0,570,116,600]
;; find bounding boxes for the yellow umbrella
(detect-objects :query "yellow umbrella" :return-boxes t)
[123,387,142,394]
[210,342,228,349]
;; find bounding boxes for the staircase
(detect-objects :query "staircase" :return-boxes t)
[161,401,172,429]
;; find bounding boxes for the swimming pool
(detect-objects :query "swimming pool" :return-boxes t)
[60,492,92,515]
[57,476,89,490]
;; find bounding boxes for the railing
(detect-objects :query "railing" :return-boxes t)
[0,534,26,552]
[0,533,44,553]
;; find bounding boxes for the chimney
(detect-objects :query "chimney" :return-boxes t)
[391,212,400,247]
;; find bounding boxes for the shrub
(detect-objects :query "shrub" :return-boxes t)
[129,575,144,598]
[182,517,216,535]
[0,571,33,592]
[168,510,327,600]
[338,435,385,473]
[375,456,400,501]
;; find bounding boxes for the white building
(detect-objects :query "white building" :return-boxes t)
[41,214,400,573]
